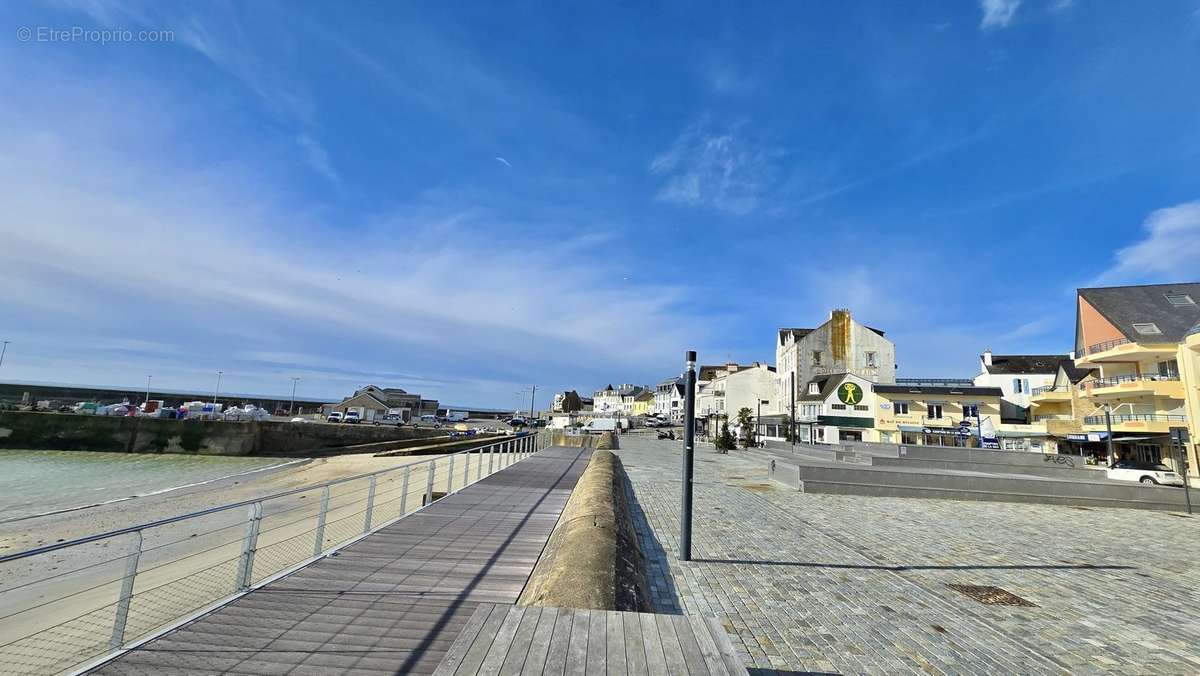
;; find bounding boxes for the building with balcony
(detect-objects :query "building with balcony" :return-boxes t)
[973,351,1069,423]
[776,309,895,417]
[1180,321,1200,476]
[1029,362,1097,448]
[1072,283,1199,466]
[696,362,776,438]
[786,372,877,444]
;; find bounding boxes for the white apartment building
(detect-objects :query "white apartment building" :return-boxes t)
[655,377,686,422]
[972,351,1067,423]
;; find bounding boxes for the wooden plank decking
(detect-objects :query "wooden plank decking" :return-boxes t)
[92,446,592,676]
[434,605,749,675]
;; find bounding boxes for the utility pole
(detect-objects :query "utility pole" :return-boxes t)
[145,375,152,406]
[0,341,9,369]
[289,377,300,415]
[679,350,697,562]
[528,385,537,420]
[213,371,223,404]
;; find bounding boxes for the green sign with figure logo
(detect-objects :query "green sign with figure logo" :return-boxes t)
[837,381,863,405]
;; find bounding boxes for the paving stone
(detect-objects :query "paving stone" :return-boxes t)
[617,436,1200,675]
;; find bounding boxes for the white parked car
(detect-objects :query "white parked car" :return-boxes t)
[327,412,344,423]
[290,417,311,424]
[1107,462,1185,487]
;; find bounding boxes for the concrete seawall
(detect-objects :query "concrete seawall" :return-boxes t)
[0,411,442,456]
[518,449,651,612]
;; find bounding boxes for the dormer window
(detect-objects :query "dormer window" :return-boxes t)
[808,382,819,395]
[1132,322,1162,336]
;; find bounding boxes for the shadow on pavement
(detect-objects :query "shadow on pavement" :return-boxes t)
[624,480,684,614]
[694,558,1134,572]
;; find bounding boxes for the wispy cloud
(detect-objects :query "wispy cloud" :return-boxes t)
[297,133,340,185]
[650,121,775,216]
[494,156,512,167]
[1094,200,1200,285]
[980,0,1021,29]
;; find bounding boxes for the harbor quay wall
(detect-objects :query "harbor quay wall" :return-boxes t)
[0,411,441,456]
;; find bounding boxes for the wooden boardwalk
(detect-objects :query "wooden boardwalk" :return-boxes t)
[93,446,593,676]
[434,605,748,675]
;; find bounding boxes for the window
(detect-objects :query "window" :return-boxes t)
[1158,359,1179,378]
[962,404,979,418]
[854,404,869,411]
[808,382,819,395]
[831,403,846,410]
[812,350,822,366]
[927,403,944,419]
[1165,293,1195,307]
[1132,322,1162,335]
[865,351,877,368]
[1013,378,1022,393]
[894,401,910,415]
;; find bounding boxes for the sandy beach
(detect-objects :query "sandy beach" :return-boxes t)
[0,451,446,556]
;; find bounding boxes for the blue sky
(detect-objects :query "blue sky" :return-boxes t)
[2,0,1199,408]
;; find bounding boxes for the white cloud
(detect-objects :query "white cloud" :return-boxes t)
[1048,0,1074,12]
[980,0,1021,29]
[650,122,774,215]
[297,133,340,185]
[1095,200,1200,285]
[0,64,703,405]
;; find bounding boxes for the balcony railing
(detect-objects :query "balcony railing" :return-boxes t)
[1087,374,1180,389]
[1083,413,1187,425]
[1033,414,1075,422]
[1084,338,1131,355]
[1031,385,1071,396]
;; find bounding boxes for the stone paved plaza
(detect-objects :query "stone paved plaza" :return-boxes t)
[615,435,1200,675]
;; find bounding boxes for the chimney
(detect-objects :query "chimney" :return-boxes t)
[982,349,993,366]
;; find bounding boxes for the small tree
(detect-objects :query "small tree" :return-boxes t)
[714,423,736,452]
[735,407,756,448]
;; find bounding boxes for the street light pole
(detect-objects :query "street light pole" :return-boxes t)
[145,375,152,406]
[679,350,697,562]
[0,341,8,369]
[528,385,537,420]
[790,372,796,450]
[213,371,223,404]
[1104,403,1115,466]
[289,377,300,415]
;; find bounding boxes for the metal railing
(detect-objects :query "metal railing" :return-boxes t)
[0,431,549,675]
[1082,414,1187,425]
[1030,385,1070,396]
[1087,373,1180,389]
[1084,337,1131,355]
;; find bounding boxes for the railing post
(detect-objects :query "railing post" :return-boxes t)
[236,502,263,592]
[313,486,330,557]
[400,466,411,516]
[363,475,377,534]
[109,531,143,650]
[425,459,435,505]
[448,455,455,493]
[488,445,495,474]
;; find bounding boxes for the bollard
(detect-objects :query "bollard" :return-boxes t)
[236,502,263,591]
[109,531,143,650]
[313,486,330,557]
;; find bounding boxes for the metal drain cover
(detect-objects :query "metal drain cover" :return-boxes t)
[947,584,1037,607]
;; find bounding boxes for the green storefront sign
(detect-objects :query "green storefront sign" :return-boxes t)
[837,381,864,405]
